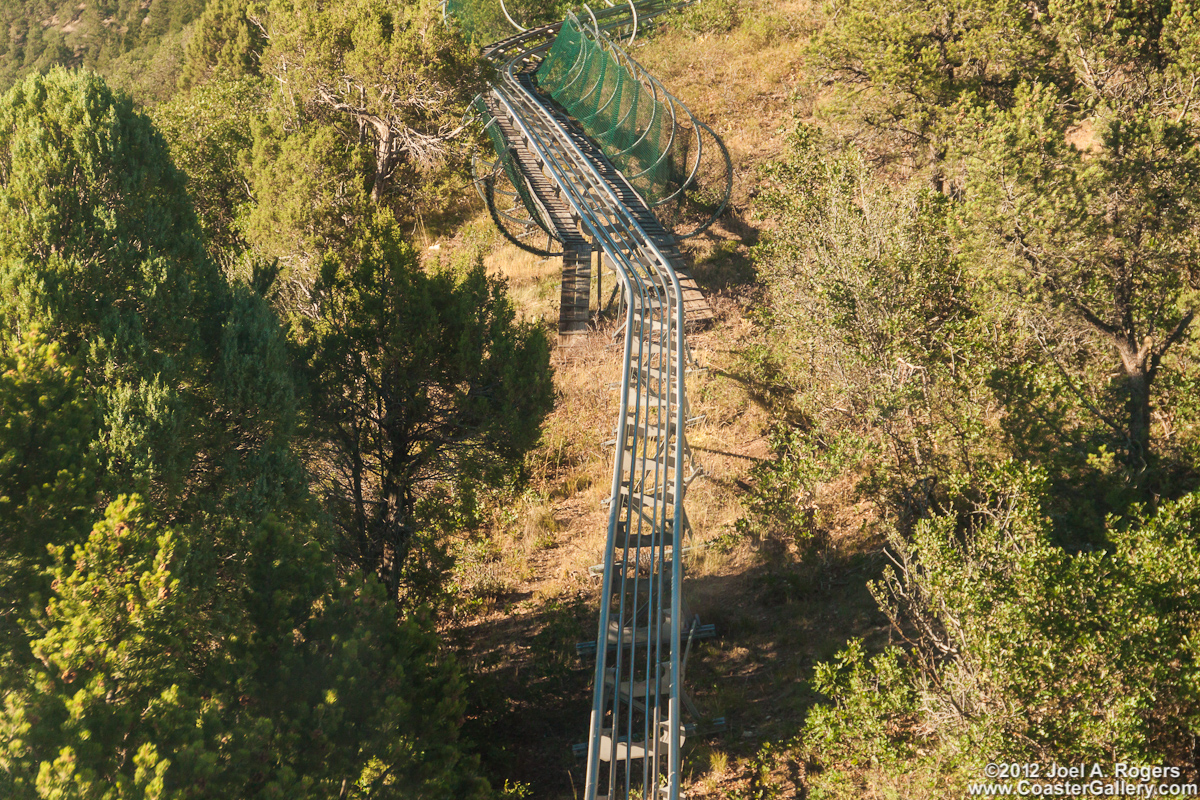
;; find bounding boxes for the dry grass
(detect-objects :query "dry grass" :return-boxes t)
[484,242,558,285]
[632,0,818,210]
[483,242,563,324]
[803,762,958,799]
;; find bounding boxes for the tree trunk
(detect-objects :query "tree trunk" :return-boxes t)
[372,129,393,204]
[1125,366,1151,467]
[1115,337,1153,467]
[377,459,412,602]
[377,385,416,602]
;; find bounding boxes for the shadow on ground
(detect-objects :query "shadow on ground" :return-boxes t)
[451,523,893,798]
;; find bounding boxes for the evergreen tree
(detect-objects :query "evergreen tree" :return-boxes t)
[1,493,489,799]
[152,76,266,260]
[307,213,554,604]
[178,0,266,90]
[0,70,489,799]
[241,113,376,283]
[0,0,210,96]
[812,0,1200,468]
[963,13,1200,467]
[0,333,99,683]
[254,0,489,210]
[0,67,223,507]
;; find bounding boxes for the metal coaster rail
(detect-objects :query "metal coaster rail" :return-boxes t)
[469,2,731,256]
[454,4,721,797]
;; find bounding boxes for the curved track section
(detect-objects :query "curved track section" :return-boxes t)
[535,10,732,238]
[455,6,718,798]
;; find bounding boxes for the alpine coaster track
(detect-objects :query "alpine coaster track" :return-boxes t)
[445,4,732,797]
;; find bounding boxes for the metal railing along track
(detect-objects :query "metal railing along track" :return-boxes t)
[454,5,715,797]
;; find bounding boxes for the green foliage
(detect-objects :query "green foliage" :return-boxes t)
[0,0,208,98]
[253,0,488,216]
[809,0,1061,169]
[4,496,194,799]
[306,212,555,605]
[497,780,533,800]
[0,71,305,678]
[0,332,100,684]
[0,333,98,563]
[0,68,305,523]
[1155,335,1200,469]
[179,0,265,90]
[806,641,920,767]
[754,113,1200,794]
[756,127,971,366]
[752,112,1199,540]
[152,76,266,259]
[810,0,1200,468]
[750,126,1001,526]
[738,424,870,545]
[0,68,217,499]
[0,496,490,799]
[242,115,374,274]
[963,77,1200,465]
[0,69,214,336]
[673,0,742,36]
[804,464,1200,792]
[211,0,490,287]
[0,69,490,798]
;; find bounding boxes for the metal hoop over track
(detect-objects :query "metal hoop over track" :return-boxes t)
[534,9,732,238]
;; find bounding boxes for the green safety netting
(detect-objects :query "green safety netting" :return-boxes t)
[443,0,570,47]
[535,13,692,205]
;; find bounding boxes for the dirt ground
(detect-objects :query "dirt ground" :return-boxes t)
[443,239,892,797]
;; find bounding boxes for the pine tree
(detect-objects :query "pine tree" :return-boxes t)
[254,0,488,209]
[0,69,489,799]
[307,212,554,604]
[813,0,1200,466]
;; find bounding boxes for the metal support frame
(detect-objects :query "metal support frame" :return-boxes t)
[445,3,723,796]
[489,61,688,800]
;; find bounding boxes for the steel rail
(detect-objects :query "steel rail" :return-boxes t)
[450,4,711,797]
[488,54,688,800]
[466,105,564,256]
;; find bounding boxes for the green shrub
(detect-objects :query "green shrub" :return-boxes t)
[674,0,742,35]
[804,463,1200,793]
[750,125,1000,530]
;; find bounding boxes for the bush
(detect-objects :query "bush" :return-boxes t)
[749,125,1000,530]
[674,0,741,35]
[804,463,1200,794]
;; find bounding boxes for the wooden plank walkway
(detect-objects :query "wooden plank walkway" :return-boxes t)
[484,93,594,339]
